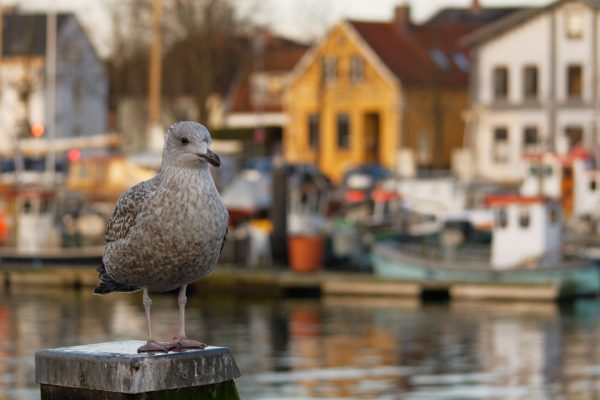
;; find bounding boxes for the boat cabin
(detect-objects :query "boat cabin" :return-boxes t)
[520,152,600,218]
[486,195,562,269]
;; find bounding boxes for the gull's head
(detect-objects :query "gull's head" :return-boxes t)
[162,121,221,169]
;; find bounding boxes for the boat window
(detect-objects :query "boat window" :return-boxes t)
[519,208,531,228]
[590,179,597,191]
[497,209,508,228]
[529,166,539,176]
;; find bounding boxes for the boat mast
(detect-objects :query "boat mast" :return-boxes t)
[45,8,57,186]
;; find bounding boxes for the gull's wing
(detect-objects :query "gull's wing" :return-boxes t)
[96,176,160,295]
[105,176,160,243]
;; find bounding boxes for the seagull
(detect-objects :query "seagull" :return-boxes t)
[93,121,229,354]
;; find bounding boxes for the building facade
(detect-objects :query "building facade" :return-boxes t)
[465,0,600,183]
[284,5,518,182]
[0,12,108,156]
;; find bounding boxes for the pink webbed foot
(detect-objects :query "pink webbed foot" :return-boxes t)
[137,339,170,354]
[168,337,207,352]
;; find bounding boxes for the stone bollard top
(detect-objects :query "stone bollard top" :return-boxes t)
[35,341,241,394]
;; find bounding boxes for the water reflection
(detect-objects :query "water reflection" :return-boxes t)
[2,286,600,399]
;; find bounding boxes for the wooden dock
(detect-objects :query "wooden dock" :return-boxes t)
[0,263,566,301]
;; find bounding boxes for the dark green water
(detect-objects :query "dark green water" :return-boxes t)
[1,285,600,399]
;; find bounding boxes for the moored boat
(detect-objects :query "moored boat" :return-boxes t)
[371,195,600,300]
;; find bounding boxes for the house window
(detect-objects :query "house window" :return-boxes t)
[493,127,509,162]
[567,65,582,99]
[523,126,539,151]
[493,66,509,100]
[322,56,337,85]
[565,8,583,39]
[590,179,597,192]
[350,56,364,84]
[308,113,319,149]
[565,125,583,149]
[337,113,350,149]
[523,66,538,99]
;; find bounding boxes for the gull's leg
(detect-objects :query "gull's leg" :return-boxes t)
[168,285,206,352]
[137,288,169,353]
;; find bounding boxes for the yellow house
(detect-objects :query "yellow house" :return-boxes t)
[284,4,518,182]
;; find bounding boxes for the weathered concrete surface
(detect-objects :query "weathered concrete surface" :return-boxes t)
[35,341,241,394]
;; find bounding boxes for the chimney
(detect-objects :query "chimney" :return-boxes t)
[471,0,482,14]
[394,4,411,32]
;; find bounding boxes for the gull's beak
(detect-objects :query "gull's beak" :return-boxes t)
[198,149,221,167]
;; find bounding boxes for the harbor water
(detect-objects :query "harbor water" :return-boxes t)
[2,284,600,399]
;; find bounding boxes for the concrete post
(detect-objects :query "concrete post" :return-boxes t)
[35,341,241,399]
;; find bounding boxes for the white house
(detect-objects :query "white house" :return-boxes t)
[463,0,600,183]
[0,12,107,157]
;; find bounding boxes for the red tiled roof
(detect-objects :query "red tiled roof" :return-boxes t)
[348,20,483,87]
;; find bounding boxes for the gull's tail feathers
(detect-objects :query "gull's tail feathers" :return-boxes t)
[93,261,140,295]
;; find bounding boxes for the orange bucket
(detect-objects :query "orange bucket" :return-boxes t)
[288,235,324,272]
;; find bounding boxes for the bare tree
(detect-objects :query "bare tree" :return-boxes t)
[106,0,251,126]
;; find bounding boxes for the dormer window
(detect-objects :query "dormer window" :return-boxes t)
[452,52,470,72]
[429,48,449,70]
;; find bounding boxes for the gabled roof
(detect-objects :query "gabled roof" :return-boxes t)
[288,6,524,89]
[347,20,482,87]
[463,0,600,47]
[2,13,72,57]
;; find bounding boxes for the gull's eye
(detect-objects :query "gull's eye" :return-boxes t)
[180,137,189,145]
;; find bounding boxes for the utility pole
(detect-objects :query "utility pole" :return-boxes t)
[147,0,163,152]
